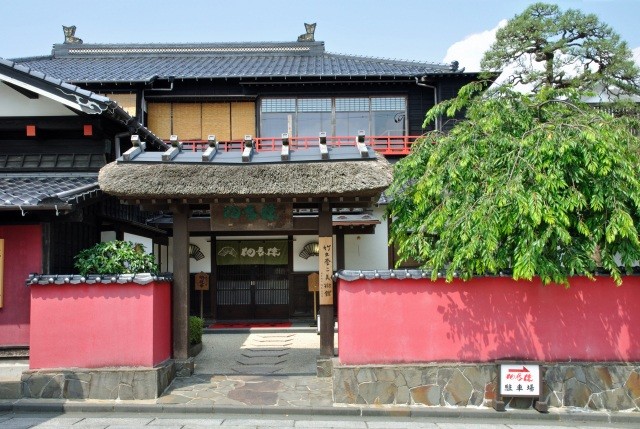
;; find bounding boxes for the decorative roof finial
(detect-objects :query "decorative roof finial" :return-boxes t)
[297,23,316,42]
[62,25,83,44]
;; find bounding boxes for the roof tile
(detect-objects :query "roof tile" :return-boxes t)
[12,41,457,82]
[0,173,99,208]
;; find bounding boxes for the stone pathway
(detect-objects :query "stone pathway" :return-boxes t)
[157,373,332,407]
[234,333,294,375]
[157,330,334,407]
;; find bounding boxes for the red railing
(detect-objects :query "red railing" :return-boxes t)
[166,135,421,156]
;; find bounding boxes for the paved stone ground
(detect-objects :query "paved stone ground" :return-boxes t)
[157,330,335,407]
[0,360,28,400]
[0,411,639,428]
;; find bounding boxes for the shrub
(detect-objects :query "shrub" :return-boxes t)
[189,316,204,345]
[74,240,158,276]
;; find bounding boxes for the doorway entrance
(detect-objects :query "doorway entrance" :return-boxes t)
[216,264,289,320]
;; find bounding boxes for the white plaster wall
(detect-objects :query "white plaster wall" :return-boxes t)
[123,232,153,254]
[0,82,76,116]
[189,236,212,273]
[168,235,292,273]
[344,208,390,270]
[100,231,116,243]
[293,234,337,272]
[293,235,319,272]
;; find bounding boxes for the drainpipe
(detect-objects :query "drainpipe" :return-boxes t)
[146,75,175,92]
[415,77,440,131]
[114,131,130,159]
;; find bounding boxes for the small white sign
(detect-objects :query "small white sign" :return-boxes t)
[499,364,540,396]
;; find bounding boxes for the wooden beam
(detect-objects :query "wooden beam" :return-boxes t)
[188,215,318,233]
[119,196,377,209]
[318,202,334,358]
[172,204,190,360]
[336,234,345,270]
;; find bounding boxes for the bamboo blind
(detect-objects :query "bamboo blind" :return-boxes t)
[202,103,231,141]
[104,93,137,116]
[231,102,256,139]
[147,102,257,141]
[173,103,203,140]
[147,103,172,139]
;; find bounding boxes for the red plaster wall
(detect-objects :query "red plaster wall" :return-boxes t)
[338,276,640,364]
[29,281,171,369]
[0,225,42,347]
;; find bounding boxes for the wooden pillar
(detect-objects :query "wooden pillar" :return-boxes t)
[172,204,190,360]
[210,235,217,320]
[336,233,345,270]
[318,202,334,357]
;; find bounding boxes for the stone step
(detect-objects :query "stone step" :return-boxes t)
[236,358,286,366]
[230,366,282,375]
[241,351,289,358]
[250,338,294,344]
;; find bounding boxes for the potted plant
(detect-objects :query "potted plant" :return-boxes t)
[188,316,204,357]
[73,240,158,275]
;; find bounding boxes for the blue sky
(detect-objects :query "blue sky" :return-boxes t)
[1,0,638,71]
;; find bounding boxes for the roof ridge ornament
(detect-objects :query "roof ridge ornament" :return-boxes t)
[242,135,254,162]
[281,133,290,161]
[319,132,329,160]
[202,135,218,162]
[162,135,182,161]
[297,23,316,42]
[122,135,145,161]
[355,130,369,158]
[62,25,83,44]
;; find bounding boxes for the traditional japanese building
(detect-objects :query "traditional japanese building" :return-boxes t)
[9,26,482,328]
[0,58,166,348]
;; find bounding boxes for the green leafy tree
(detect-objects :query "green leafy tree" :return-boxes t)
[481,2,640,97]
[74,240,158,276]
[388,84,640,285]
[388,3,640,286]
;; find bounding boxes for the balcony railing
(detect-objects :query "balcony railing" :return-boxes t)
[165,135,421,156]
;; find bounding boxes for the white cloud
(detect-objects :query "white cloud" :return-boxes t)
[443,20,507,72]
[633,46,640,65]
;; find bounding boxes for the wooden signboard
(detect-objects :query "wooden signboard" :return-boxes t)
[210,203,292,231]
[0,239,3,308]
[308,272,319,292]
[494,362,547,412]
[499,363,541,397]
[194,272,210,291]
[318,236,333,305]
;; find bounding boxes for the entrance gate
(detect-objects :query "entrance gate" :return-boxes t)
[216,264,289,320]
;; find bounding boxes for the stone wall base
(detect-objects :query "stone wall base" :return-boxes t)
[333,362,640,412]
[174,358,194,377]
[317,356,334,378]
[21,360,175,400]
[0,379,20,399]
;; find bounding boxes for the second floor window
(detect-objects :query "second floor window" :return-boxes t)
[259,96,406,138]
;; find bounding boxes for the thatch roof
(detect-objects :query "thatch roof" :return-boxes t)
[98,153,392,201]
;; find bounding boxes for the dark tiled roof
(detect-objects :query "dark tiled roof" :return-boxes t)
[0,173,99,210]
[27,273,172,285]
[0,57,111,112]
[0,58,168,149]
[11,42,459,82]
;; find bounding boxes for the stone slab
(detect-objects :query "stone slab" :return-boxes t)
[333,362,640,412]
[20,360,175,400]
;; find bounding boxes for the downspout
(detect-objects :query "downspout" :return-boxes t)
[114,131,129,159]
[146,75,175,92]
[415,77,440,131]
